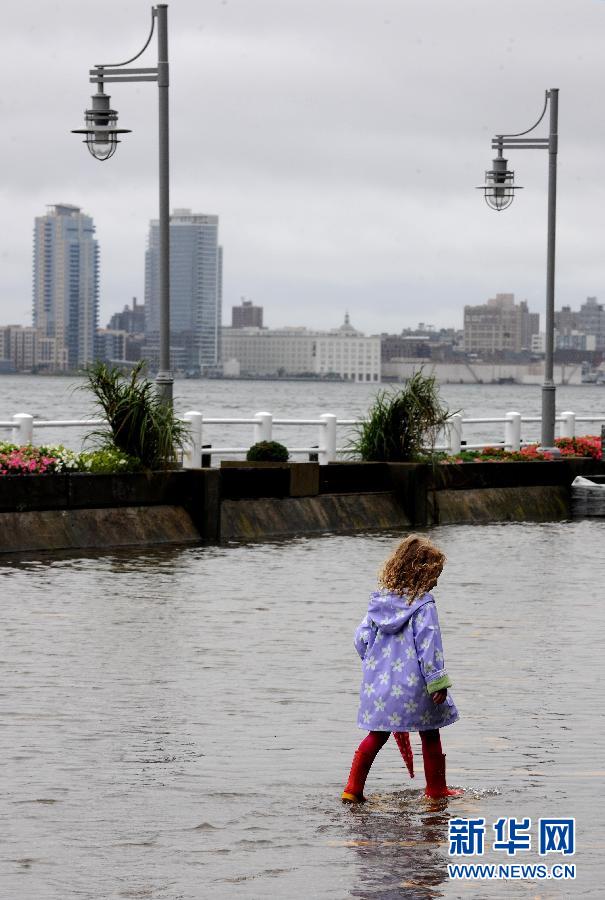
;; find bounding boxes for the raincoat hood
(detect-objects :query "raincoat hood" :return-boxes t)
[367,589,432,634]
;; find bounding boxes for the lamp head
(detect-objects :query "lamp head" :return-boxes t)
[72,88,131,161]
[476,155,522,211]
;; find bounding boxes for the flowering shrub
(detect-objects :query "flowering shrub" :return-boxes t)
[443,434,602,464]
[555,435,601,460]
[0,443,59,475]
[0,443,141,476]
[75,448,142,474]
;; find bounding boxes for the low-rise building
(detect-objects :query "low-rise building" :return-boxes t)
[0,325,62,372]
[221,314,381,382]
[108,297,145,335]
[96,329,127,364]
[232,299,263,329]
[555,297,605,350]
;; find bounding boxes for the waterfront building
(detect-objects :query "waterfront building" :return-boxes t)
[553,297,605,351]
[33,204,99,370]
[463,293,539,356]
[107,297,145,335]
[0,326,12,365]
[576,296,605,343]
[96,329,127,364]
[144,209,222,372]
[0,324,59,373]
[232,299,263,329]
[222,315,381,382]
[106,297,146,363]
[11,326,39,371]
[381,333,432,362]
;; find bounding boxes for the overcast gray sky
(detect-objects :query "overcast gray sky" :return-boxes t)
[2,0,605,334]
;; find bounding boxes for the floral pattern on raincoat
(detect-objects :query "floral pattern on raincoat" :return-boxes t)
[355,589,459,732]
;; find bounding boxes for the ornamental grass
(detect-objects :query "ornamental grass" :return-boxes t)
[351,372,451,462]
[83,361,188,469]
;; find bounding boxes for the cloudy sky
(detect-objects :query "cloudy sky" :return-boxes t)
[2,0,605,334]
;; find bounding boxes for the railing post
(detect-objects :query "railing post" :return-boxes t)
[319,413,337,465]
[504,411,522,451]
[254,411,273,444]
[448,413,463,455]
[12,413,34,446]
[560,410,575,439]
[182,411,203,468]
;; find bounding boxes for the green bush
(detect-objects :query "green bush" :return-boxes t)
[246,440,289,462]
[83,361,188,469]
[351,372,451,462]
[76,448,142,473]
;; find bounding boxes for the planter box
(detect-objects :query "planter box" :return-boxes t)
[0,469,221,546]
[0,470,197,512]
[67,471,187,509]
[220,461,319,498]
[430,457,605,491]
[0,474,69,512]
[320,462,391,494]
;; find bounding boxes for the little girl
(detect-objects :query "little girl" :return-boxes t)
[342,534,462,802]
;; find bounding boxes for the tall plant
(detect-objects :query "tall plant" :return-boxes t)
[351,371,451,462]
[83,362,188,469]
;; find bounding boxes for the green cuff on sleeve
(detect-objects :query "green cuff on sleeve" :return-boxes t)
[426,674,452,693]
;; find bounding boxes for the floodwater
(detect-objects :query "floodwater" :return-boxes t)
[2,520,604,898]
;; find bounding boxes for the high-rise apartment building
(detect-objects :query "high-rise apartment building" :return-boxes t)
[144,209,222,372]
[33,204,99,370]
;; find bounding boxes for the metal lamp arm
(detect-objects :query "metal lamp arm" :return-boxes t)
[496,91,549,139]
[94,7,156,69]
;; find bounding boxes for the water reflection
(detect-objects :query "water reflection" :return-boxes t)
[343,791,451,898]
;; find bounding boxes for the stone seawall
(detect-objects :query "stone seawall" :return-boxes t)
[0,506,201,554]
[221,492,410,541]
[0,458,602,553]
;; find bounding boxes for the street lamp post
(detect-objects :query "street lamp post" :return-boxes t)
[477,89,559,450]
[72,4,173,405]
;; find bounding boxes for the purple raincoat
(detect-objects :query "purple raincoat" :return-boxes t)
[355,589,459,732]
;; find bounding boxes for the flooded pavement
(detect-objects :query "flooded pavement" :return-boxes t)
[1,520,604,898]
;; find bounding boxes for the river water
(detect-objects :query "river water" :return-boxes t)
[1,375,605,455]
[2,520,604,898]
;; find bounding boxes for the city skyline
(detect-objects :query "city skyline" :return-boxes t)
[3,1,605,334]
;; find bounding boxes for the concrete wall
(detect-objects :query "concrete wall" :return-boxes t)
[383,359,584,385]
[0,506,201,554]
[0,458,603,553]
[221,492,410,541]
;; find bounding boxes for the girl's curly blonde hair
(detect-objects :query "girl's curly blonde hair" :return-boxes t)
[378,534,445,603]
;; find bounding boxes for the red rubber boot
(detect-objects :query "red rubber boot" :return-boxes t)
[342,732,389,803]
[420,729,463,798]
[393,731,414,778]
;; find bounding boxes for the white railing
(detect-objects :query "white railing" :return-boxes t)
[1,409,604,467]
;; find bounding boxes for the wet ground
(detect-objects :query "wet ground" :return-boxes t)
[1,521,604,898]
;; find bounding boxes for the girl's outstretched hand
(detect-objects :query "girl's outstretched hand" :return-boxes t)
[431,689,447,705]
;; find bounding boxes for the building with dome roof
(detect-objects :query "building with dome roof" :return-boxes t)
[222,313,380,381]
